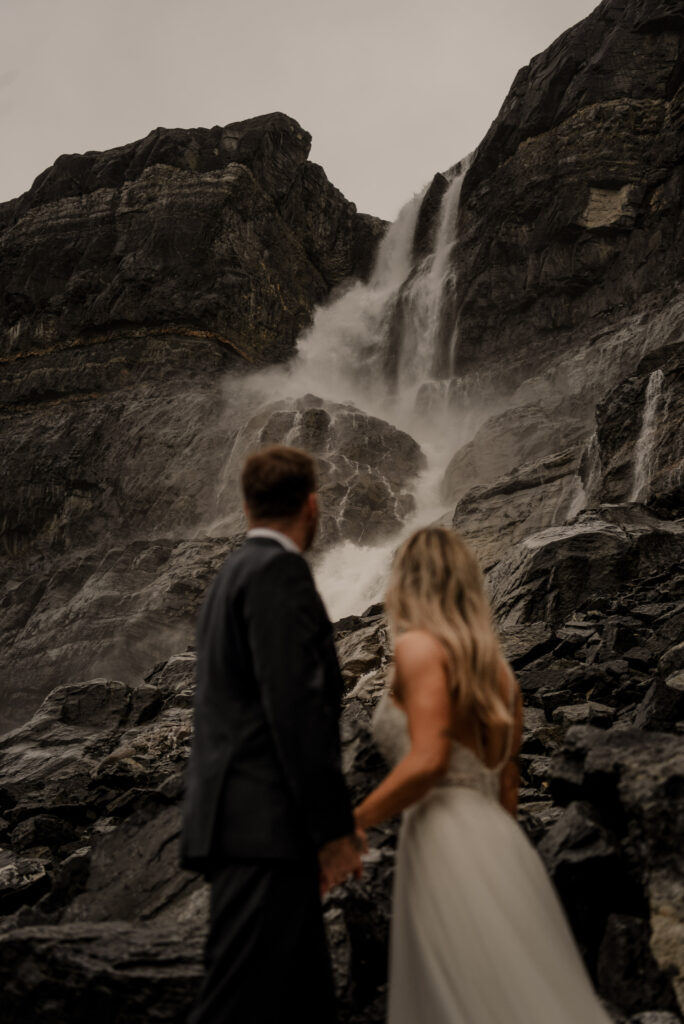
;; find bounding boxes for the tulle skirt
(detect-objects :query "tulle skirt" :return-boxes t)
[388,785,612,1024]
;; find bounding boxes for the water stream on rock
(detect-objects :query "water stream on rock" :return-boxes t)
[223,159,494,620]
[630,368,664,502]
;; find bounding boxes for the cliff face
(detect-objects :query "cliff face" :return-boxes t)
[0,113,385,731]
[0,112,382,374]
[454,0,684,383]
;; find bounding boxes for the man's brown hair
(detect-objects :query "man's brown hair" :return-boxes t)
[241,445,317,521]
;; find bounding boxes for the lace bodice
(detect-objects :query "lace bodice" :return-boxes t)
[371,691,507,802]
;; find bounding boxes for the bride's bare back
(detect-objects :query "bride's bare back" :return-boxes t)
[391,628,523,813]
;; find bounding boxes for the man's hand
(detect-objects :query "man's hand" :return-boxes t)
[318,835,363,895]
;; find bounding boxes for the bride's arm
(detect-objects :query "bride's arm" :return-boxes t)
[354,632,453,831]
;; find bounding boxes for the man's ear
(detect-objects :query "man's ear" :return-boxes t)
[306,492,318,517]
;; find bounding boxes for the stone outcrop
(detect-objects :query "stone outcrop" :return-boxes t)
[488,505,684,627]
[451,446,584,571]
[453,0,684,385]
[0,112,383,377]
[0,536,240,734]
[211,393,426,545]
[441,400,590,505]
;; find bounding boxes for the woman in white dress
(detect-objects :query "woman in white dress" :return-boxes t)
[353,527,612,1024]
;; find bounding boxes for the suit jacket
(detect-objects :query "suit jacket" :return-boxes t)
[180,536,354,875]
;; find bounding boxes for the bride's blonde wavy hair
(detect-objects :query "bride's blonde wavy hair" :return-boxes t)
[385,527,512,728]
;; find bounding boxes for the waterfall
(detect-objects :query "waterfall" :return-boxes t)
[282,187,428,413]
[566,432,602,517]
[630,369,664,502]
[225,156,486,619]
[386,166,469,389]
[274,156,473,424]
[294,162,484,617]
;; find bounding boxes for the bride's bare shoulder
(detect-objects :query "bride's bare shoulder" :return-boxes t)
[394,629,448,670]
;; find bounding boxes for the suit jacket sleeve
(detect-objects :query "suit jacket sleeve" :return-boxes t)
[244,552,354,850]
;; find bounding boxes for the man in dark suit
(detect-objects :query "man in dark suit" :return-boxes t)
[181,444,362,1024]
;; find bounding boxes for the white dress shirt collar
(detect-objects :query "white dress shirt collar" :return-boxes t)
[246,527,302,555]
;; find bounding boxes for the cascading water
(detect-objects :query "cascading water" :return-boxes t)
[630,369,665,502]
[235,158,490,619]
[390,167,468,387]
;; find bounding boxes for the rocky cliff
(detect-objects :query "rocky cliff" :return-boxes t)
[0,113,385,732]
[454,0,684,386]
[0,1,683,1022]
[0,111,381,371]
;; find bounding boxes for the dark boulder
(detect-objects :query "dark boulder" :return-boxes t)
[213,394,425,546]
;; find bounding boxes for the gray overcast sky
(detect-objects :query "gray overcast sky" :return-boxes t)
[1,0,598,220]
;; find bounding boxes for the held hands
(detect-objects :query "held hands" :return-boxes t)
[318,831,366,896]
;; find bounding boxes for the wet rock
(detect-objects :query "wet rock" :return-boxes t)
[0,674,192,821]
[549,727,684,1011]
[0,581,682,1021]
[0,856,50,915]
[0,606,396,1023]
[62,801,193,925]
[0,534,240,734]
[442,403,588,505]
[214,394,425,545]
[412,172,449,260]
[552,702,616,729]
[489,507,684,627]
[520,706,560,755]
[499,621,555,670]
[36,848,92,915]
[452,446,585,571]
[145,652,197,697]
[324,845,394,1019]
[659,642,684,677]
[337,617,390,688]
[0,115,384,736]
[517,798,564,845]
